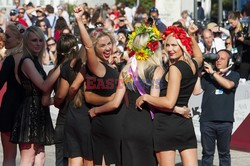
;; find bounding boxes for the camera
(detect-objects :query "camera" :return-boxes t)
[147,16,154,26]
[203,53,219,69]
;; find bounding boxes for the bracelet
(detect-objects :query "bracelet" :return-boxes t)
[211,71,216,76]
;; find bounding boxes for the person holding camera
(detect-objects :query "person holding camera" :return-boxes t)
[114,15,134,35]
[148,7,166,33]
[198,29,225,54]
[228,11,250,80]
[193,49,240,166]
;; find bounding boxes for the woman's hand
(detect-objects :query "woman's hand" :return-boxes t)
[179,106,192,118]
[74,5,84,20]
[136,94,147,110]
[88,107,97,119]
[188,22,198,37]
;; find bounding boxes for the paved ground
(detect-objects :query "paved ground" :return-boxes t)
[1,142,250,166]
[1,107,250,166]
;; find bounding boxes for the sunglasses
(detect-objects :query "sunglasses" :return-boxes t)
[225,42,231,45]
[19,11,24,14]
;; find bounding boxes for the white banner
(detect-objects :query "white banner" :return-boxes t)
[156,0,182,26]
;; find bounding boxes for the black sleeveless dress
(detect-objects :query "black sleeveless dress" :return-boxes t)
[0,56,23,132]
[153,60,198,151]
[122,77,157,166]
[62,61,93,159]
[10,56,54,145]
[85,62,124,165]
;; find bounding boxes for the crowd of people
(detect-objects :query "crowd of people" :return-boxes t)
[0,0,249,166]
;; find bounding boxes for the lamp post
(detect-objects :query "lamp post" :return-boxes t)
[218,0,223,26]
[194,0,198,24]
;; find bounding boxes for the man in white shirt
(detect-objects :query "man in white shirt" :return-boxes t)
[198,29,225,54]
[45,5,58,37]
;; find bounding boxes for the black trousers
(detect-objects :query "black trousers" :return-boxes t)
[200,121,233,166]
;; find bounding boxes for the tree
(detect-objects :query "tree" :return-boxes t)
[211,0,232,23]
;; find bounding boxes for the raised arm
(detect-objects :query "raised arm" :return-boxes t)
[21,58,60,93]
[192,77,203,96]
[88,74,126,118]
[204,62,236,90]
[74,5,105,77]
[188,23,203,67]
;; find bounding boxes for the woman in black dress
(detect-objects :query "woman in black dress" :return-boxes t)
[88,24,190,166]
[53,34,93,166]
[10,26,60,166]
[73,6,124,165]
[136,25,203,165]
[0,23,24,166]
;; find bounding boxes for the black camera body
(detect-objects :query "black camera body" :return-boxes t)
[147,16,154,26]
[203,53,219,69]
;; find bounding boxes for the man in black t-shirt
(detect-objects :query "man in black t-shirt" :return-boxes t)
[193,49,240,166]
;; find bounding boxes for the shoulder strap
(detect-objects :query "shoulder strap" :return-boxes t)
[192,58,198,70]
[51,15,56,28]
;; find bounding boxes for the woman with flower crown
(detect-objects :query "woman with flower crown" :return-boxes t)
[87,22,198,165]
[136,24,203,165]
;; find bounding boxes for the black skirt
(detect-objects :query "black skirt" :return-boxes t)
[11,96,54,145]
[153,112,197,151]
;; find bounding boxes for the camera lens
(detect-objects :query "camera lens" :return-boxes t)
[147,16,154,25]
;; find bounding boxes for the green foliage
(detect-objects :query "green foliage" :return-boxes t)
[65,3,76,16]
[211,0,232,22]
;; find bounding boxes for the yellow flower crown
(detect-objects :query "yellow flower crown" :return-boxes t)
[127,24,161,60]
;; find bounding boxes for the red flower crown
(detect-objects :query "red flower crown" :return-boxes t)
[164,26,193,56]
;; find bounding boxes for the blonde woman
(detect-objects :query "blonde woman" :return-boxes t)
[0,23,24,166]
[0,32,6,60]
[10,26,60,166]
[74,6,124,166]
[87,24,193,166]
[136,25,203,166]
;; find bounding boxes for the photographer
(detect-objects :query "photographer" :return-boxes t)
[193,49,240,166]
[198,29,225,54]
[228,11,250,79]
[114,15,133,34]
[148,7,166,33]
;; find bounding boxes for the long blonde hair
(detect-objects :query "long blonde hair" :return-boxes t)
[22,26,46,64]
[122,32,163,90]
[5,24,23,57]
[90,27,115,55]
